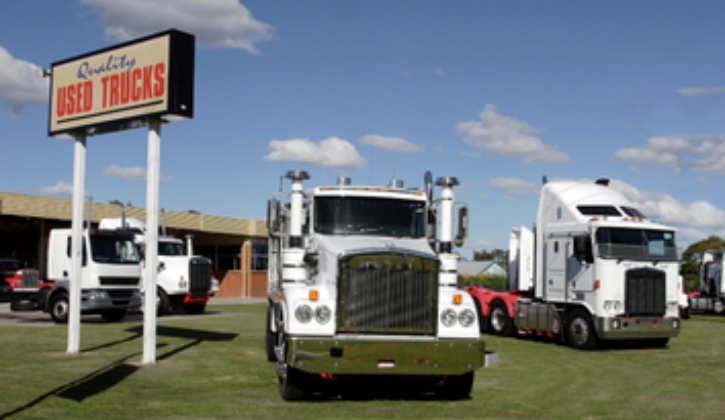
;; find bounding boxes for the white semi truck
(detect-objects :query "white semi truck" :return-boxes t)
[100,217,214,315]
[689,250,725,314]
[266,170,485,400]
[45,227,143,323]
[467,178,681,349]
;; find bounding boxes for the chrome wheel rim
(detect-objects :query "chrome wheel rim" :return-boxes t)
[571,316,590,345]
[491,307,506,332]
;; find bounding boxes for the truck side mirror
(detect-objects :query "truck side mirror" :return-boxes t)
[454,206,468,248]
[426,209,437,247]
[267,198,280,236]
[573,235,594,264]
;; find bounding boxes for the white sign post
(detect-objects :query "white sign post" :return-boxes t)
[48,30,195,361]
[143,120,161,364]
[67,133,86,354]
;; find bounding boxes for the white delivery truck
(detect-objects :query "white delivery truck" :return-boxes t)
[45,227,142,323]
[266,170,485,400]
[467,178,681,349]
[100,217,213,315]
[689,250,725,314]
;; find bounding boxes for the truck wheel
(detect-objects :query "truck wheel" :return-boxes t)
[280,367,308,401]
[566,308,598,350]
[266,304,278,362]
[49,293,69,324]
[101,309,127,322]
[183,302,206,315]
[436,372,474,400]
[156,288,170,316]
[488,301,513,336]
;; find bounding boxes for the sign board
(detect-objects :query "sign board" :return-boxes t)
[48,29,194,139]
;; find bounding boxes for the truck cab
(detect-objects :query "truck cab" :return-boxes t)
[99,218,213,315]
[468,178,681,349]
[46,228,142,323]
[267,171,485,400]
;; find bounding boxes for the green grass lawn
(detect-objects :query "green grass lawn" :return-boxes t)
[1,304,724,420]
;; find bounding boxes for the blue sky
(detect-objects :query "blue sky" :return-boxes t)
[2,0,725,258]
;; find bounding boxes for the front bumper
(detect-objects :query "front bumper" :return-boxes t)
[80,290,142,313]
[594,316,681,340]
[285,336,485,375]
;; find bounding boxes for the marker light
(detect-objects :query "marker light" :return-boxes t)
[309,290,319,301]
[453,294,463,305]
[594,280,600,290]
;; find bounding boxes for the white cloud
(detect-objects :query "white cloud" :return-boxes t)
[613,135,725,175]
[40,181,75,197]
[434,67,445,76]
[607,179,725,229]
[104,165,147,181]
[359,134,423,153]
[677,86,725,97]
[0,46,48,115]
[475,239,495,248]
[264,137,367,169]
[490,178,540,195]
[81,0,274,54]
[103,164,173,182]
[456,104,571,165]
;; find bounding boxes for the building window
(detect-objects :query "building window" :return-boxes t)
[252,245,268,271]
[219,245,240,271]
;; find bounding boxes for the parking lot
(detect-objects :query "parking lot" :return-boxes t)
[0,297,265,327]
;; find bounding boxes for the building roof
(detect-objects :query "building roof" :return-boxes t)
[459,260,495,276]
[0,191,266,238]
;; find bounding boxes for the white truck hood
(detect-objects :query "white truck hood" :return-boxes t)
[313,235,437,259]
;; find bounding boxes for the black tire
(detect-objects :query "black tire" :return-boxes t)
[266,304,278,362]
[280,367,308,401]
[49,293,69,323]
[436,372,474,400]
[680,306,690,320]
[183,302,206,315]
[156,288,170,316]
[488,301,513,336]
[566,308,598,350]
[101,309,127,322]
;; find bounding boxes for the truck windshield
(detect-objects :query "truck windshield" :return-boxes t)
[91,235,141,264]
[595,228,678,261]
[314,197,426,237]
[159,242,184,256]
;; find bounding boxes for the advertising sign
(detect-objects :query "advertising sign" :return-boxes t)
[49,29,194,139]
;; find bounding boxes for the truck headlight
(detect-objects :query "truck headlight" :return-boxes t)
[315,305,332,324]
[89,291,109,300]
[440,308,457,327]
[295,305,313,323]
[458,309,476,328]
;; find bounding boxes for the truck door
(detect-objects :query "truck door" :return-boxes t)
[546,238,566,302]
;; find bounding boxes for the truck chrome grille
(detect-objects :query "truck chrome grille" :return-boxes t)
[625,268,666,316]
[21,269,40,289]
[337,252,438,335]
[189,258,212,292]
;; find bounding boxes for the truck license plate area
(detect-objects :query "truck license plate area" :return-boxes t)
[378,360,395,369]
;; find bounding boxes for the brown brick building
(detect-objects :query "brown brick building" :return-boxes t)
[0,191,268,298]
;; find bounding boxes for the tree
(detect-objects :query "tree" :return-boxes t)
[680,236,725,293]
[473,248,508,271]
